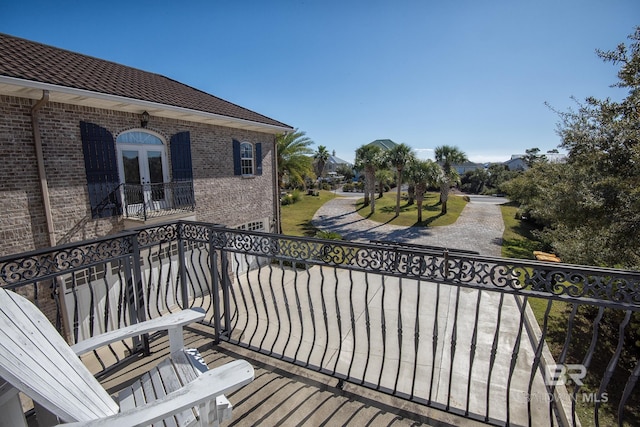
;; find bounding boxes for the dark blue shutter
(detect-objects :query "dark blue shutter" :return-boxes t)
[80,121,122,218]
[232,139,241,175]
[170,131,194,207]
[255,143,262,176]
[170,132,193,181]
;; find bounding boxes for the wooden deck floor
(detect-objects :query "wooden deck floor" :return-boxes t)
[69,325,485,427]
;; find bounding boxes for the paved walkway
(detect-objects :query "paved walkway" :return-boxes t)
[312,193,506,256]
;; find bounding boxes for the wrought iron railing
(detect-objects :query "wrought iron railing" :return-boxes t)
[1,221,638,426]
[122,181,195,220]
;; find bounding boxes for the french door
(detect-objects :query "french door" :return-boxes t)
[119,144,169,216]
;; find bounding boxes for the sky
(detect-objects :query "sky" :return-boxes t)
[1,1,638,164]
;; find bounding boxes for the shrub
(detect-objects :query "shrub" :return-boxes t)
[290,189,302,203]
[315,230,343,240]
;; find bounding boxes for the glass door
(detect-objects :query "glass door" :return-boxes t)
[117,131,169,218]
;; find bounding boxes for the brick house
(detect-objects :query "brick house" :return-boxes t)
[0,33,292,257]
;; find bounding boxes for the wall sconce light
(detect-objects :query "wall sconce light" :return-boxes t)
[140,111,150,128]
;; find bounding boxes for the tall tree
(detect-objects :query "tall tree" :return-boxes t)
[504,27,640,268]
[434,145,467,214]
[314,145,330,180]
[355,144,382,214]
[275,129,314,190]
[523,147,548,167]
[406,159,442,222]
[385,143,415,217]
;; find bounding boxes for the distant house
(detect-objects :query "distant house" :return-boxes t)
[504,156,528,171]
[366,139,398,151]
[453,161,485,175]
[504,152,567,171]
[325,151,352,174]
[0,33,292,257]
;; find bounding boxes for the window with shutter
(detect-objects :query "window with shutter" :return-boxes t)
[80,121,122,218]
[232,140,263,176]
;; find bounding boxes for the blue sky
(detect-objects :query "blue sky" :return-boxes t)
[1,1,638,163]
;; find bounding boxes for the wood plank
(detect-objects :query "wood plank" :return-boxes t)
[0,289,118,422]
[71,308,205,355]
[63,360,254,427]
[157,358,196,426]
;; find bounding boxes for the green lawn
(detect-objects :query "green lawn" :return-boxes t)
[499,201,544,259]
[280,190,336,236]
[354,191,467,226]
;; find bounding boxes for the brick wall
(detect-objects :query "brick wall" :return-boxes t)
[0,95,277,257]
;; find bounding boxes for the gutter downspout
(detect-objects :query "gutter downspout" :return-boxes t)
[31,90,56,247]
[272,133,281,233]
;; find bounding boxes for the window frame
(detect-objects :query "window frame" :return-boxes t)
[240,142,254,176]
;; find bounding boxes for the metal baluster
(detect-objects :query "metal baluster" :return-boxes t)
[257,259,272,352]
[267,261,282,355]
[549,303,579,423]
[428,282,440,404]
[292,263,305,362]
[394,276,403,394]
[527,299,554,427]
[485,293,505,422]
[305,266,316,367]
[447,286,462,410]
[466,290,482,416]
[618,357,640,425]
[410,278,421,400]
[346,270,358,381]
[377,275,387,390]
[244,252,261,348]
[506,295,528,425]
[361,271,372,386]
[332,266,343,376]
[595,310,632,424]
[232,252,250,345]
[319,266,330,369]
[280,260,293,359]
[572,305,604,427]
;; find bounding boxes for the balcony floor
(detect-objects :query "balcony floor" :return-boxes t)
[77,326,488,427]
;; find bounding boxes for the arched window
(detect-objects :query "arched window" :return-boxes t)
[233,139,263,176]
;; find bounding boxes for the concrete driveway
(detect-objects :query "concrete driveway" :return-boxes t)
[312,193,507,256]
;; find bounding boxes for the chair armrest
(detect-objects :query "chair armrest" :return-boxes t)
[57,360,254,427]
[71,308,206,356]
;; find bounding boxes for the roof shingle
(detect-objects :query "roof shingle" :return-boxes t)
[0,33,290,129]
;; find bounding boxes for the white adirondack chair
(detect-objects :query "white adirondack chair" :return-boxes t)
[0,288,254,427]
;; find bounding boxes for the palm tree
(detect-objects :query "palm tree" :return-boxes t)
[314,145,330,181]
[385,143,414,217]
[406,159,442,222]
[355,144,382,214]
[434,145,467,214]
[276,130,314,190]
[375,169,394,198]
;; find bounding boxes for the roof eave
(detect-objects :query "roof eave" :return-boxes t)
[0,75,293,135]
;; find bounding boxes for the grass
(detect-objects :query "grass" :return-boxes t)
[499,201,544,259]
[354,191,467,227]
[280,190,336,236]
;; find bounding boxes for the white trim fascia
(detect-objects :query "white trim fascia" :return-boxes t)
[0,75,293,134]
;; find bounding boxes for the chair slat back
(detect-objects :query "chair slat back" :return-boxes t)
[0,289,119,423]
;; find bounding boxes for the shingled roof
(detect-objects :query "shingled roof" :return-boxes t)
[0,33,291,132]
